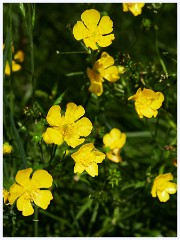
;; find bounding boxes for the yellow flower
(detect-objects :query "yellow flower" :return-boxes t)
[3,189,10,205]
[71,143,105,177]
[123,3,145,16]
[73,9,115,50]
[4,45,24,75]
[128,88,164,118]
[43,103,93,148]
[103,128,126,163]
[151,173,177,202]
[103,128,126,150]
[8,168,53,216]
[87,52,121,96]
[106,148,122,163]
[3,142,13,154]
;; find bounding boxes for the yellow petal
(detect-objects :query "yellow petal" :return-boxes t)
[87,67,102,83]
[3,142,13,154]
[34,190,53,210]
[75,117,93,137]
[5,61,11,75]
[43,127,63,145]
[73,21,89,40]
[46,105,62,126]
[98,52,114,69]
[150,92,164,109]
[157,190,169,202]
[12,60,21,72]
[14,50,24,62]
[17,196,34,216]
[81,9,100,30]
[86,162,98,177]
[135,103,157,118]
[129,3,145,16]
[83,37,99,50]
[71,143,94,162]
[65,134,85,148]
[100,66,119,82]
[123,3,129,12]
[97,34,115,48]
[93,149,105,163]
[74,162,85,174]
[15,168,32,187]
[3,189,10,204]
[89,81,103,96]
[31,170,53,188]
[106,148,122,163]
[8,183,24,205]
[154,173,173,183]
[165,182,177,194]
[98,16,113,35]
[151,183,157,198]
[65,102,85,122]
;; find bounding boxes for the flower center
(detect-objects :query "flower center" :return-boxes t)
[23,184,39,202]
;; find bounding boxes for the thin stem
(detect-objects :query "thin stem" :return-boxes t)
[34,205,39,237]
[27,4,35,106]
[57,50,90,55]
[155,25,168,75]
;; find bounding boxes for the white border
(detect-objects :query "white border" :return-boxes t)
[1,1,179,240]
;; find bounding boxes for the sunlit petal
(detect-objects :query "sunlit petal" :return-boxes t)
[31,170,53,188]
[34,190,53,210]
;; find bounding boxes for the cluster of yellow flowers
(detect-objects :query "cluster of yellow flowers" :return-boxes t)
[72,5,177,204]
[3,4,176,217]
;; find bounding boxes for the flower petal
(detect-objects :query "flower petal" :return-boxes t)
[165,182,177,194]
[87,67,102,83]
[15,168,33,187]
[65,102,85,123]
[73,21,89,40]
[150,92,164,109]
[157,190,169,202]
[75,117,93,137]
[98,52,114,69]
[46,105,62,126]
[86,162,98,177]
[31,170,53,188]
[5,62,11,75]
[98,16,113,35]
[74,162,85,174]
[151,183,157,198]
[12,60,21,72]
[34,190,53,210]
[93,149,105,163]
[81,9,100,30]
[100,66,119,82]
[43,127,63,145]
[106,148,122,163]
[8,183,24,205]
[14,50,24,62]
[65,134,85,148]
[97,34,115,48]
[83,37,99,50]
[71,143,94,162]
[17,196,34,216]
[89,81,103,96]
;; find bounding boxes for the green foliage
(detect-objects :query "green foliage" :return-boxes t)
[3,3,177,237]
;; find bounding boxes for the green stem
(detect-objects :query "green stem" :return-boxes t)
[155,25,168,75]
[27,4,35,106]
[34,205,39,237]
